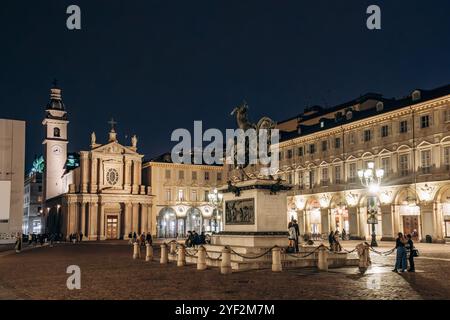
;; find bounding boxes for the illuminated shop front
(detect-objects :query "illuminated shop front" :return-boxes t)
[157,205,215,238]
[306,199,322,235]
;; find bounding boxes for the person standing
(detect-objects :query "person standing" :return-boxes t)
[293,220,300,252]
[287,222,297,253]
[406,234,415,272]
[342,229,347,241]
[328,231,335,251]
[393,232,407,272]
[14,233,22,253]
[334,231,342,252]
[146,233,152,245]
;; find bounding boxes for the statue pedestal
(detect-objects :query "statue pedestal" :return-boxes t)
[211,179,290,248]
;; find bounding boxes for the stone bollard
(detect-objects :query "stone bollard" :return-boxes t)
[271,246,282,272]
[160,243,168,264]
[220,247,232,275]
[133,242,140,259]
[197,246,207,271]
[357,243,371,273]
[317,245,328,272]
[177,244,186,267]
[145,243,153,262]
[170,241,177,255]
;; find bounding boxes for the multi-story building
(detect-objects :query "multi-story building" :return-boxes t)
[23,172,44,235]
[0,118,25,238]
[226,84,450,243]
[142,153,223,238]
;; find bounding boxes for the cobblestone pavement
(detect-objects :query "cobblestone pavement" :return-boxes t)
[0,241,449,300]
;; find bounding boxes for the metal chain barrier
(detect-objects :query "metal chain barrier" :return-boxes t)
[282,244,325,259]
[228,246,275,260]
[368,246,395,256]
[205,252,222,261]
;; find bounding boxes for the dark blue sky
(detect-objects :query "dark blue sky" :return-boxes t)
[0,0,449,170]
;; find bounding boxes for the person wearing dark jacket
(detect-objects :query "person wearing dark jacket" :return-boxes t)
[328,231,335,251]
[292,220,300,252]
[406,234,415,272]
[146,233,153,245]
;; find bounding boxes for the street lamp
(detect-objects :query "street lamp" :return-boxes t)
[357,161,384,247]
[208,188,224,233]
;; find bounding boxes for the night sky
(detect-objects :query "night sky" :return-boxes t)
[0,0,449,170]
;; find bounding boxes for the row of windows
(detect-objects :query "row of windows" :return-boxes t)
[283,147,450,186]
[280,114,440,159]
[165,169,222,181]
[165,189,211,202]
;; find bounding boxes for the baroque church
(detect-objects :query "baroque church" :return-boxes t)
[43,84,153,240]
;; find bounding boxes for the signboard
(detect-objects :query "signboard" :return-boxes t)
[0,181,11,221]
[225,198,255,225]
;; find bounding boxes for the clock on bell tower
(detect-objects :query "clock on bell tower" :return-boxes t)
[42,81,69,200]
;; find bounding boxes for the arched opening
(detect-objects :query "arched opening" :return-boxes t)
[157,207,177,238]
[305,198,321,238]
[186,207,203,234]
[436,186,450,239]
[331,195,349,235]
[54,127,61,137]
[394,188,421,241]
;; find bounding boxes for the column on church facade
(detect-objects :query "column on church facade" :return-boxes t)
[132,161,139,194]
[124,160,132,191]
[61,203,68,239]
[147,204,152,234]
[141,204,148,233]
[80,202,86,235]
[68,202,78,235]
[132,203,139,233]
[99,203,106,240]
[89,203,98,240]
[90,156,98,193]
[124,203,132,236]
[80,152,89,193]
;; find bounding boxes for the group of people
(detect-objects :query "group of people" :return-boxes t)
[68,232,84,244]
[128,231,153,246]
[185,231,209,247]
[328,230,343,252]
[393,232,416,272]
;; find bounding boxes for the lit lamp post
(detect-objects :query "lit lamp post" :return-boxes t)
[357,162,384,247]
[208,188,223,233]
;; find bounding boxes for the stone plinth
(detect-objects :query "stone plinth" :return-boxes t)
[211,179,290,248]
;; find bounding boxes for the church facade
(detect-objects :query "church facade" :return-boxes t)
[43,85,153,240]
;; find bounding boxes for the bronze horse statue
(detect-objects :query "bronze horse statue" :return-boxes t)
[230,101,277,180]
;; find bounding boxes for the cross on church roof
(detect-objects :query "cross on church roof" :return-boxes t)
[108,118,117,132]
[52,78,59,88]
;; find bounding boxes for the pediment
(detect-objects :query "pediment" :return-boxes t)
[92,141,140,156]
[417,140,433,148]
[378,148,391,155]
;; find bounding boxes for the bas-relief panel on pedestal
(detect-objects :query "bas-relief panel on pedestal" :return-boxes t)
[225,198,255,225]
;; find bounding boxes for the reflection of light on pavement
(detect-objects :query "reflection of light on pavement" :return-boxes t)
[366,274,381,290]
[366,266,387,274]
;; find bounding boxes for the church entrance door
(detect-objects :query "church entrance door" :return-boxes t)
[106,215,119,239]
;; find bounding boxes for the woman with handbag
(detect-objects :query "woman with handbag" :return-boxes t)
[406,234,416,272]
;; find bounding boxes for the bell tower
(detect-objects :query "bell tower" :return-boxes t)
[42,81,69,200]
